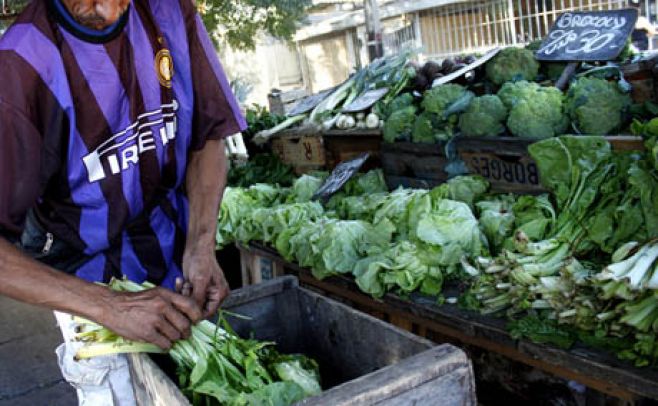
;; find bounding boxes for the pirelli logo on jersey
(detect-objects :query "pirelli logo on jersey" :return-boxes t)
[83,101,178,183]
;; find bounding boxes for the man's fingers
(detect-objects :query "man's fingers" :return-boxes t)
[203,287,222,318]
[164,306,192,339]
[156,318,182,343]
[146,330,172,350]
[181,282,192,297]
[175,277,184,294]
[190,275,210,309]
[159,289,202,323]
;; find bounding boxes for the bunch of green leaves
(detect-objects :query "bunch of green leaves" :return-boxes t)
[354,241,444,299]
[75,279,322,406]
[228,154,295,187]
[242,105,287,141]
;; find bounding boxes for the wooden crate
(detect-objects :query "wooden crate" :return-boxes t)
[322,129,382,170]
[271,127,326,175]
[236,243,284,287]
[381,142,449,190]
[456,136,645,194]
[129,277,477,406]
[620,55,658,104]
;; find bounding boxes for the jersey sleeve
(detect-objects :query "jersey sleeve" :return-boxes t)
[0,100,43,238]
[183,3,247,150]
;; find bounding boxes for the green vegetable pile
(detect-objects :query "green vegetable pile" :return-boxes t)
[217,169,490,300]
[74,279,321,406]
[218,130,658,367]
[228,154,295,187]
[383,84,474,143]
[463,135,658,366]
[379,46,636,142]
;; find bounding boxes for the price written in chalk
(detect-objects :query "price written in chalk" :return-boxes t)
[536,9,638,61]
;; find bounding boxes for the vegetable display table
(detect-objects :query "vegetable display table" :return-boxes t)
[243,242,658,403]
[128,276,476,405]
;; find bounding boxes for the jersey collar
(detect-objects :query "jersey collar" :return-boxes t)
[49,0,129,43]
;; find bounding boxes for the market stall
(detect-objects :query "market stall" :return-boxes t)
[217,9,658,404]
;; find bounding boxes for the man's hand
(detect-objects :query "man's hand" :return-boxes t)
[184,138,230,319]
[182,250,230,319]
[100,287,202,350]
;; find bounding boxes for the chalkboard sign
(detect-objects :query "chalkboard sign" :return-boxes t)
[432,48,500,87]
[536,9,638,61]
[287,88,334,117]
[342,88,389,113]
[312,153,370,201]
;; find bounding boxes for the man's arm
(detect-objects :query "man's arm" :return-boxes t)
[0,237,202,349]
[183,138,230,318]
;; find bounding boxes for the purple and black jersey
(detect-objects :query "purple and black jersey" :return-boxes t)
[0,0,246,288]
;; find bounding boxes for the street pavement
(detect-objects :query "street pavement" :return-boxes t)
[0,295,76,405]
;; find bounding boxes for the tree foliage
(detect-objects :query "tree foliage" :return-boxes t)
[197,0,311,50]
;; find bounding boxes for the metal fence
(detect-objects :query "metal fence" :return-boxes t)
[380,0,657,59]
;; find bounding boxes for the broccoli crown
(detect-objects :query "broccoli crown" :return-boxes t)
[373,93,415,120]
[497,81,567,139]
[383,105,417,143]
[565,77,632,135]
[412,112,436,143]
[459,95,508,137]
[421,84,470,116]
[486,47,540,86]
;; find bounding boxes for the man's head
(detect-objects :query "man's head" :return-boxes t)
[61,0,131,30]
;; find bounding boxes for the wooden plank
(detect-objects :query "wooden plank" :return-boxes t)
[243,242,658,401]
[302,346,476,406]
[459,151,545,194]
[456,135,645,194]
[381,141,449,186]
[323,133,382,170]
[129,354,191,406]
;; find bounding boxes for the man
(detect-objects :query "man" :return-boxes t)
[0,0,246,402]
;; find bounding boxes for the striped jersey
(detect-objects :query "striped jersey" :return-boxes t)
[0,0,246,288]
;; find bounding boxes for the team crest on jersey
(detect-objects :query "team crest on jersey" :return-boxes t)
[155,49,174,88]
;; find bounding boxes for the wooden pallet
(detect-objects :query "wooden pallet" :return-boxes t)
[242,241,658,403]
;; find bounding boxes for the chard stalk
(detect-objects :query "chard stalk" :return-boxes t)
[612,241,640,263]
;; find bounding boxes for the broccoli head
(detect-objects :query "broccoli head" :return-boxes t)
[459,95,507,137]
[412,112,435,143]
[486,47,540,86]
[375,93,415,120]
[565,77,632,135]
[421,84,474,118]
[383,105,417,143]
[497,81,568,139]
